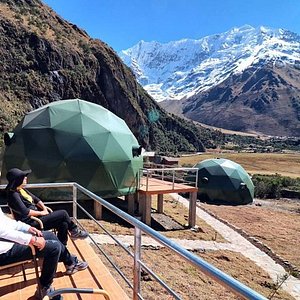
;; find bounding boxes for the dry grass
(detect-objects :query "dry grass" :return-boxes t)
[81,197,300,300]
[201,200,300,270]
[194,120,265,137]
[82,196,225,242]
[179,152,300,178]
[95,245,292,300]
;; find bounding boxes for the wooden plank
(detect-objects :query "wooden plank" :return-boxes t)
[0,238,130,300]
[59,238,130,300]
[0,261,39,299]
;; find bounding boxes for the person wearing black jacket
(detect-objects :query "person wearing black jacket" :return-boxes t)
[6,168,88,245]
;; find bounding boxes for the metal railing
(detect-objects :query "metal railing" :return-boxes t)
[0,182,267,300]
[138,167,199,191]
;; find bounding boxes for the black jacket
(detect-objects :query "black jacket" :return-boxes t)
[7,189,41,224]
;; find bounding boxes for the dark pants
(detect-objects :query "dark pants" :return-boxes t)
[0,231,74,289]
[35,210,77,245]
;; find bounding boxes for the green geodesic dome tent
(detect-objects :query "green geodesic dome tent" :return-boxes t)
[1,99,143,198]
[195,158,254,205]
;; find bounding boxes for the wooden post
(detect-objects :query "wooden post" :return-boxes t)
[144,195,152,226]
[94,201,102,220]
[126,194,135,215]
[138,193,152,226]
[157,194,164,213]
[188,191,197,228]
[138,192,144,217]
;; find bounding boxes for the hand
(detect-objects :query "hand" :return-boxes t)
[39,209,49,216]
[28,226,43,237]
[30,236,46,250]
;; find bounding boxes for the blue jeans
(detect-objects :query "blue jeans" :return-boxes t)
[0,231,74,288]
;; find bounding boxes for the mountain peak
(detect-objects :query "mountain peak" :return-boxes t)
[119,25,300,102]
[118,25,300,137]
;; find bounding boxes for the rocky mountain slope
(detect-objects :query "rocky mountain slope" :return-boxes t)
[119,26,300,137]
[0,0,204,154]
[166,61,300,137]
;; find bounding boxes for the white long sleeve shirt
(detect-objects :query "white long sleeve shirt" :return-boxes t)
[0,208,32,254]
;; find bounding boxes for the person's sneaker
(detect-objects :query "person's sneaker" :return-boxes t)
[65,257,88,275]
[69,228,88,240]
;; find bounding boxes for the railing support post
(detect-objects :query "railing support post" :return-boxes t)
[172,171,175,189]
[73,184,77,220]
[133,227,142,300]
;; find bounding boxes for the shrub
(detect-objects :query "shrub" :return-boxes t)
[252,174,300,199]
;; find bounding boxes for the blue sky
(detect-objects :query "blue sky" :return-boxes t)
[43,0,300,52]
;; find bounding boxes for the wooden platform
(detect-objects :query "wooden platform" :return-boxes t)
[0,238,130,300]
[139,177,197,195]
[137,177,198,227]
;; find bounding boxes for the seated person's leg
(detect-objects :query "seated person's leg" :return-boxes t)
[41,231,88,275]
[34,231,61,288]
[0,242,32,266]
[39,210,71,244]
[39,210,88,243]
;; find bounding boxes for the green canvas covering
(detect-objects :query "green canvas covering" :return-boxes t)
[195,158,254,205]
[1,99,143,198]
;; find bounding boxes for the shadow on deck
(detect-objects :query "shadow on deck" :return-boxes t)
[0,238,129,300]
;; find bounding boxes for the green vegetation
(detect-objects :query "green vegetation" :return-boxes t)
[195,125,300,152]
[252,174,300,199]
[78,40,91,54]
[224,134,300,152]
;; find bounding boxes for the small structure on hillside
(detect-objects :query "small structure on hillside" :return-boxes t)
[142,151,156,164]
[1,99,143,199]
[152,155,179,166]
[161,156,179,166]
[194,158,254,205]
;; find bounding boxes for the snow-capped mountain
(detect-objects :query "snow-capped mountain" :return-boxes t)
[119,25,300,103]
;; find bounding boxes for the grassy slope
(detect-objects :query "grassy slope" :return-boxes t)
[179,152,300,178]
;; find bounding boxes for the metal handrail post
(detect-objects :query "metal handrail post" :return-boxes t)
[137,170,141,190]
[172,170,175,189]
[195,169,198,188]
[146,170,149,191]
[72,184,77,219]
[133,226,142,300]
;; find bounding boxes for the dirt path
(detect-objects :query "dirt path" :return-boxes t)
[170,193,300,300]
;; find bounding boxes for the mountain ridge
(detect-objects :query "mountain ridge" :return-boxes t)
[0,0,205,154]
[119,25,300,137]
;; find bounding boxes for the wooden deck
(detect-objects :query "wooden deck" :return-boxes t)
[139,176,197,194]
[137,177,198,226]
[0,238,130,300]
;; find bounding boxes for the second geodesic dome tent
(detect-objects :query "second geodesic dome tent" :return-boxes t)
[195,158,254,205]
[1,99,143,198]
